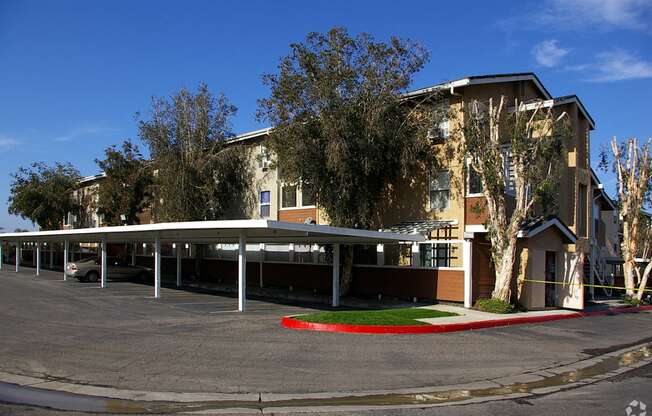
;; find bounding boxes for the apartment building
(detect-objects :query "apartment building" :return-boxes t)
[63,72,620,309]
[63,173,106,229]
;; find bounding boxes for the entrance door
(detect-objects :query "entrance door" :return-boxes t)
[545,251,557,307]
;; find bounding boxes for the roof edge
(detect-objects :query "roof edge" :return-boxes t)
[518,217,577,244]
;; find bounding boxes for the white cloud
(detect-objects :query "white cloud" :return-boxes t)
[573,49,652,81]
[0,135,20,149]
[52,125,118,142]
[545,0,652,31]
[532,39,570,67]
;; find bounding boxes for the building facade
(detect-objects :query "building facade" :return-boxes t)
[61,72,622,309]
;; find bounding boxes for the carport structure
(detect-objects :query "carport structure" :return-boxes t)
[0,220,423,311]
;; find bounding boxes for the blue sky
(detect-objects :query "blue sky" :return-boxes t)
[1,0,651,231]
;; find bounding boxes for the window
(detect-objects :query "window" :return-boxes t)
[427,98,450,140]
[420,243,452,267]
[438,120,449,139]
[467,167,483,195]
[301,186,315,207]
[578,184,587,237]
[501,146,515,195]
[260,191,271,218]
[259,145,272,171]
[281,185,297,208]
[430,171,450,211]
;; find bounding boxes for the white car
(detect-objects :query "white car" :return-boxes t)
[66,257,152,283]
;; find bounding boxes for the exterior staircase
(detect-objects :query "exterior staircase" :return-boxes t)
[587,244,614,299]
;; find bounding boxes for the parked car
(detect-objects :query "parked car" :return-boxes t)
[66,257,152,283]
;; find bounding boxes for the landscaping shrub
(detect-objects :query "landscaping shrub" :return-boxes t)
[622,295,650,307]
[474,298,515,314]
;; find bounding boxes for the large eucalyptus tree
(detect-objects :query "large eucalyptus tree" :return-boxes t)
[139,84,254,222]
[257,27,436,294]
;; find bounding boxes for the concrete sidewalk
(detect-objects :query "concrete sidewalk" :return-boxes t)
[418,304,580,325]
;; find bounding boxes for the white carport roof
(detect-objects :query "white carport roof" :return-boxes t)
[0,220,423,312]
[0,219,424,244]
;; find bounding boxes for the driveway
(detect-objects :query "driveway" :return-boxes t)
[0,267,651,395]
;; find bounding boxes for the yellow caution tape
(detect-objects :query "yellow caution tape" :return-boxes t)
[522,279,652,293]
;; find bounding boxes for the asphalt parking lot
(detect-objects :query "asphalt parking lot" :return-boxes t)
[1,266,652,396]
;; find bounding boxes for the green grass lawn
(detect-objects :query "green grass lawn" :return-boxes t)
[295,307,458,326]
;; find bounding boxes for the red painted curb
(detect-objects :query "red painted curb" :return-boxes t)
[281,305,652,334]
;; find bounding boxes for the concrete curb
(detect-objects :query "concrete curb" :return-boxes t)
[281,305,652,334]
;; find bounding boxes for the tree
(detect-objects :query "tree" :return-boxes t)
[8,162,81,230]
[456,97,571,303]
[138,84,254,222]
[257,27,435,295]
[95,140,153,226]
[603,137,652,301]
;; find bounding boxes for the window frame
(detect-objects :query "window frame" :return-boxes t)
[300,185,316,208]
[259,145,272,172]
[578,184,588,237]
[500,145,516,197]
[259,190,271,218]
[281,184,298,209]
[429,170,451,211]
[466,161,484,197]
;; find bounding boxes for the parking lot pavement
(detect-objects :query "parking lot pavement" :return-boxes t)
[1,267,652,396]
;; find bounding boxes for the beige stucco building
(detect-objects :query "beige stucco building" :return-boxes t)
[61,72,621,310]
[229,73,619,309]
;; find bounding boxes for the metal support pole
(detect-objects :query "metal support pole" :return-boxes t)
[63,240,69,281]
[0,241,3,271]
[154,237,161,298]
[411,242,420,268]
[238,231,247,312]
[311,244,319,264]
[259,243,265,288]
[131,242,136,266]
[376,244,384,266]
[15,241,20,273]
[176,242,181,287]
[463,238,473,308]
[36,243,41,276]
[332,243,340,307]
[288,243,295,262]
[101,238,107,288]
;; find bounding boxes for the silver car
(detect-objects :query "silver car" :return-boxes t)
[66,257,152,283]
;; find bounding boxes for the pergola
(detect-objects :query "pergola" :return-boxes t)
[0,220,423,311]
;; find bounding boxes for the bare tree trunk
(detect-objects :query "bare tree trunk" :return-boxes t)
[340,245,354,296]
[492,239,516,302]
[623,252,637,296]
[636,261,652,300]
[516,248,529,301]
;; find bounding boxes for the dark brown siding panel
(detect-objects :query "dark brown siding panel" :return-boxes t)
[136,256,464,302]
[259,262,332,292]
[352,267,464,302]
[201,259,332,292]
